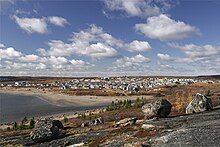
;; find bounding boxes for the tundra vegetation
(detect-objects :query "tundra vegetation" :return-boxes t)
[0,82,220,146]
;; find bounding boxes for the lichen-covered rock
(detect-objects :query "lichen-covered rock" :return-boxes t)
[30,118,63,142]
[114,117,137,127]
[186,93,213,114]
[142,98,172,119]
[81,117,104,127]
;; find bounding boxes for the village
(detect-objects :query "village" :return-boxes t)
[1,77,218,93]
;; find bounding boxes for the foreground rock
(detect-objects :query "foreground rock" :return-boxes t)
[186,93,213,114]
[81,117,104,127]
[30,118,64,142]
[1,109,220,146]
[114,117,137,127]
[147,109,220,147]
[142,98,172,119]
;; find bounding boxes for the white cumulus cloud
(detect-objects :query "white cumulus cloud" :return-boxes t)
[157,53,174,61]
[86,43,118,59]
[13,15,48,34]
[0,43,94,75]
[70,59,95,69]
[37,25,121,59]
[0,47,22,60]
[36,63,47,70]
[112,54,150,70]
[126,40,151,52]
[20,54,39,62]
[103,0,173,18]
[156,43,220,74]
[169,43,220,59]
[43,40,73,56]
[48,16,69,27]
[135,14,201,41]
[12,15,69,34]
[38,24,151,60]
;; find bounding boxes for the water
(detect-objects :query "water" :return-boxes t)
[0,93,105,123]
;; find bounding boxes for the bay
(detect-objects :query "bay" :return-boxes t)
[0,93,105,123]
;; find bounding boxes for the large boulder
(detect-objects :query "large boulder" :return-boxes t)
[30,118,63,142]
[142,98,172,119]
[186,93,213,114]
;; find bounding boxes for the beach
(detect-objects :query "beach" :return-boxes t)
[0,87,154,107]
[0,87,154,126]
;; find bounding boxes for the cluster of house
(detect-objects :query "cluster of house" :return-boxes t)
[0,77,218,92]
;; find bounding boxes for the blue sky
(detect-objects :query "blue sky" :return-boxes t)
[0,0,220,76]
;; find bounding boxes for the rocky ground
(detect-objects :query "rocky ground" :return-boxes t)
[148,108,220,147]
[1,83,220,147]
[1,108,220,147]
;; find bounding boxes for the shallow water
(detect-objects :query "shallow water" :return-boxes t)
[0,93,105,123]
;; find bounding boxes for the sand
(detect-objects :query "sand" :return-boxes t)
[0,87,154,107]
[0,87,154,128]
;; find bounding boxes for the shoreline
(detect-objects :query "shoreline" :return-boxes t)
[0,88,154,107]
[0,87,154,127]
[0,105,106,130]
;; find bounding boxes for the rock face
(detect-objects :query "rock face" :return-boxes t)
[81,117,104,127]
[142,98,172,119]
[186,93,213,114]
[148,109,220,147]
[30,118,63,142]
[114,117,137,127]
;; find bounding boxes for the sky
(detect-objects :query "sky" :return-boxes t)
[0,0,220,77]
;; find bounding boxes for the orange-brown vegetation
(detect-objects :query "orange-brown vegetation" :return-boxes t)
[150,83,220,115]
[61,89,124,96]
[66,108,144,127]
[0,129,31,139]
[58,89,150,96]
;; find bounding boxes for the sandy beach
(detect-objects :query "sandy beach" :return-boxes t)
[0,87,154,127]
[0,87,154,107]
